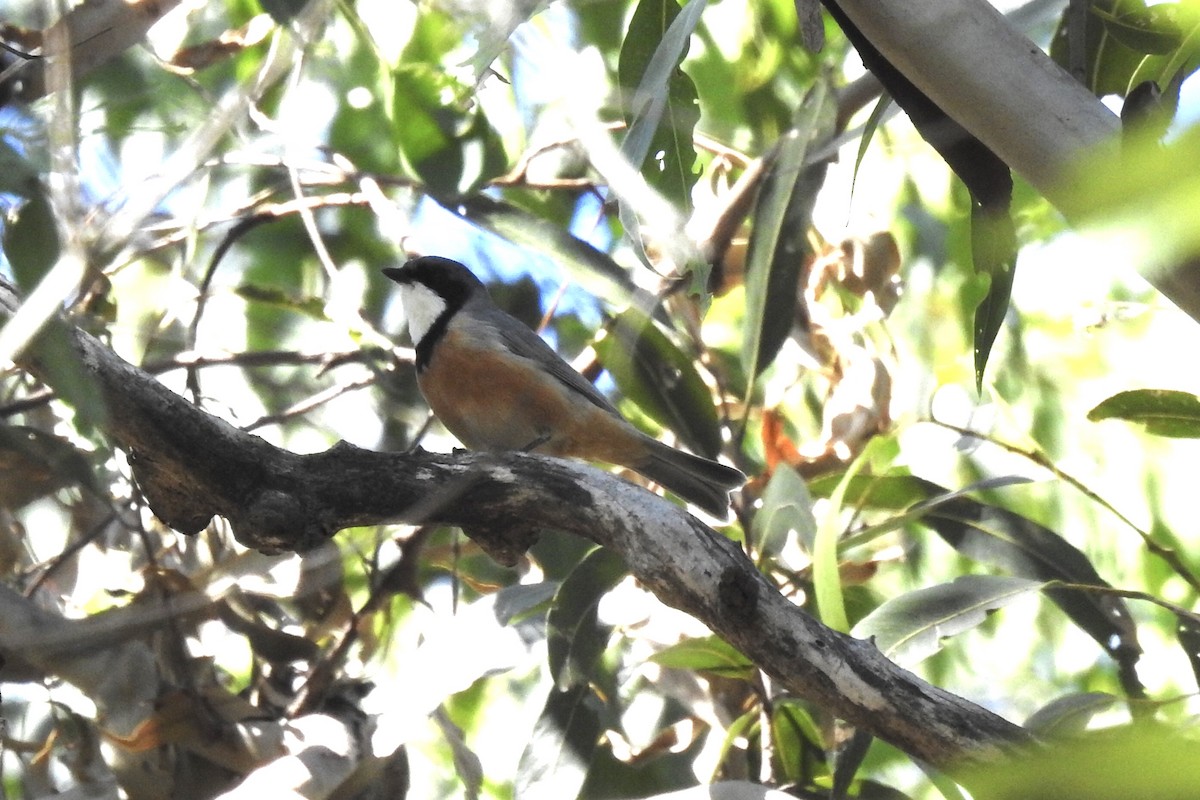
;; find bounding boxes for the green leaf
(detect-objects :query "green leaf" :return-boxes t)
[741,80,835,381]
[0,138,43,198]
[618,0,704,210]
[390,64,506,197]
[594,306,723,458]
[546,547,627,689]
[1051,1,1149,96]
[1023,693,1118,738]
[811,437,888,633]
[1092,4,1183,55]
[838,475,1033,553]
[25,321,108,436]
[964,723,1200,799]
[970,204,1016,392]
[849,94,892,204]
[648,634,755,680]
[515,684,605,800]
[1087,389,1200,437]
[918,482,1143,676]
[806,472,931,510]
[235,283,328,320]
[770,699,825,786]
[852,575,1043,666]
[752,464,817,557]
[3,188,61,291]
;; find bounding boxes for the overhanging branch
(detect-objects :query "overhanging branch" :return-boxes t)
[831,0,1200,323]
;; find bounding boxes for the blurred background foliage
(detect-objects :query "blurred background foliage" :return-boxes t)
[1,0,1200,797]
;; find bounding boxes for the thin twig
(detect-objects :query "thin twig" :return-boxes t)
[240,374,377,432]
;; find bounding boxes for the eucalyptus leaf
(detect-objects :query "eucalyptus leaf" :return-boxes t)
[919,482,1143,683]
[618,0,705,209]
[852,575,1043,666]
[1024,692,1118,738]
[971,204,1017,391]
[741,80,835,381]
[753,464,817,557]
[1088,388,1200,437]
[594,306,723,458]
[1092,4,1183,55]
[515,684,605,800]
[546,547,627,689]
[4,188,61,291]
[648,634,755,680]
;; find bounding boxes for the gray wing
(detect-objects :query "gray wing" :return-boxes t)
[488,308,621,416]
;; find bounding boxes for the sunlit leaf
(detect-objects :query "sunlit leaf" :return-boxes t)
[618,0,704,210]
[752,464,817,557]
[594,306,723,458]
[1050,1,1148,95]
[806,472,931,510]
[852,575,1043,666]
[25,321,107,435]
[648,634,755,680]
[812,438,887,633]
[839,475,1034,552]
[1023,692,1118,738]
[970,204,1016,391]
[919,484,1143,682]
[850,94,892,203]
[235,283,328,319]
[456,195,637,297]
[1087,388,1200,438]
[390,63,506,197]
[741,80,835,380]
[1065,125,1200,266]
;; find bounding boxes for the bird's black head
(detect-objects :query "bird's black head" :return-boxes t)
[382,256,487,309]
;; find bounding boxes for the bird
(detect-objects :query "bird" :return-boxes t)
[382,256,745,518]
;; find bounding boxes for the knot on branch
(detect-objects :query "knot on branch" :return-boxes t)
[228,488,327,554]
[718,565,759,624]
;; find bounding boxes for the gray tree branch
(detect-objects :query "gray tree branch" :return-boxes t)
[1,275,1032,767]
[834,0,1200,322]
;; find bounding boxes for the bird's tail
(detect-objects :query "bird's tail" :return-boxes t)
[632,438,745,519]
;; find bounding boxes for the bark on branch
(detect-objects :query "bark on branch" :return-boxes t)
[1,276,1033,767]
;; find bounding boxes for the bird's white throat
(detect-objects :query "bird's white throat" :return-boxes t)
[398,282,448,345]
